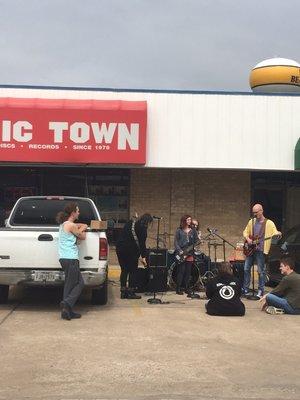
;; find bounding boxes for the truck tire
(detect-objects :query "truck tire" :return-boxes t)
[91,277,108,305]
[0,285,9,303]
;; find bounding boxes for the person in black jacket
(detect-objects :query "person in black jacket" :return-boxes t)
[116,213,153,299]
[205,262,245,316]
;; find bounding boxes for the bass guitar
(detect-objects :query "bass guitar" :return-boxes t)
[243,235,279,257]
[175,240,201,263]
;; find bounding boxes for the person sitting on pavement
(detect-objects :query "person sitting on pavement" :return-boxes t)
[260,256,300,315]
[205,262,245,316]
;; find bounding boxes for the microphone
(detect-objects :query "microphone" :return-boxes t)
[207,227,218,234]
[152,215,163,219]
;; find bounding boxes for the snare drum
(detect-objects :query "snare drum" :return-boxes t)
[168,262,200,290]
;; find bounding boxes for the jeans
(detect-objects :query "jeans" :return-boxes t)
[176,261,192,290]
[59,258,84,309]
[243,250,265,293]
[266,293,300,315]
[116,250,139,289]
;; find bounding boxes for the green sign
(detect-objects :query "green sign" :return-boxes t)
[295,138,300,170]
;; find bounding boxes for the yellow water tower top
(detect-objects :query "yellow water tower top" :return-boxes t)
[250,58,300,93]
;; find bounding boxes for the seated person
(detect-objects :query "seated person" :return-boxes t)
[205,262,245,316]
[260,256,300,315]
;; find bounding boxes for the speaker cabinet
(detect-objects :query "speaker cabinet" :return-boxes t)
[147,266,168,292]
[147,248,167,267]
[131,268,149,293]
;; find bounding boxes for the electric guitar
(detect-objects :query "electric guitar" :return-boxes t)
[243,235,279,257]
[175,240,201,263]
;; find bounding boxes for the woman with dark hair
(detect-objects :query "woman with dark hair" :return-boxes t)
[174,214,198,295]
[205,262,245,316]
[116,213,153,299]
[56,202,88,320]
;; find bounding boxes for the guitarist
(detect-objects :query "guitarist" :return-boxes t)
[243,204,281,298]
[174,215,199,295]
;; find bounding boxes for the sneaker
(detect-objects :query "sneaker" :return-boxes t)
[61,310,72,320]
[127,292,142,299]
[120,289,128,299]
[265,306,285,315]
[60,301,72,320]
[70,311,82,319]
[257,290,264,299]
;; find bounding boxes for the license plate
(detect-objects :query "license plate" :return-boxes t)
[34,271,57,282]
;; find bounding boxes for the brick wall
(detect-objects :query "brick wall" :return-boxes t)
[129,168,251,261]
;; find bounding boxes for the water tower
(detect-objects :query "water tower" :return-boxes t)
[250,58,300,93]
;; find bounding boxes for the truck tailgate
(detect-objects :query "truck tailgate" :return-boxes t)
[0,229,100,270]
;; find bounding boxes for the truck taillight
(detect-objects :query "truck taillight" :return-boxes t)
[99,238,108,260]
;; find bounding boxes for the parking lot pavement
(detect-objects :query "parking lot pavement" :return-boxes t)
[0,280,300,400]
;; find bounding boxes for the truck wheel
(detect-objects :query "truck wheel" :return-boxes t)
[0,285,9,303]
[91,277,108,305]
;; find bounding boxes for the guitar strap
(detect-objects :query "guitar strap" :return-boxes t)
[259,218,268,239]
[131,221,140,248]
[252,218,267,238]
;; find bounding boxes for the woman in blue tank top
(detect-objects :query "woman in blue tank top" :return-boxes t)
[56,203,87,320]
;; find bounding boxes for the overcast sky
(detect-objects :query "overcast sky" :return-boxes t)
[1,0,299,92]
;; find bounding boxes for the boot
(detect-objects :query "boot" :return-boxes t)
[120,287,128,299]
[127,288,141,299]
[176,287,184,295]
[60,301,72,320]
[70,310,82,319]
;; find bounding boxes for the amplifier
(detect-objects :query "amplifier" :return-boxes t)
[131,268,149,293]
[147,266,168,292]
[147,248,167,267]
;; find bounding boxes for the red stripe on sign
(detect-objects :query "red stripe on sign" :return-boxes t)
[0,97,147,164]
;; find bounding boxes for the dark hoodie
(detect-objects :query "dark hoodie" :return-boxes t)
[205,273,245,316]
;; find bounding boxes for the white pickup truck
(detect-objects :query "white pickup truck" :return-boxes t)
[0,196,109,305]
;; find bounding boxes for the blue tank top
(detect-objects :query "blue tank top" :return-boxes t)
[58,222,79,260]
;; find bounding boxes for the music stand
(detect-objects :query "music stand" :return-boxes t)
[208,240,223,269]
[209,230,236,261]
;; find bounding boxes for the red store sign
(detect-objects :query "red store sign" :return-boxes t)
[0,97,147,164]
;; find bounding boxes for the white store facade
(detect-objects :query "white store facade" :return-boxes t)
[0,85,299,258]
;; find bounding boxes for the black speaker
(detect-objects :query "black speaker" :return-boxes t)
[147,248,167,267]
[131,268,149,293]
[147,266,168,292]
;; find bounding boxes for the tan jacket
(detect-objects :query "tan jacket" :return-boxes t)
[243,218,280,255]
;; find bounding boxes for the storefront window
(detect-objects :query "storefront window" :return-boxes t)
[0,166,130,242]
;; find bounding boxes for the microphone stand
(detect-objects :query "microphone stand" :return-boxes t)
[147,217,163,304]
[208,230,235,262]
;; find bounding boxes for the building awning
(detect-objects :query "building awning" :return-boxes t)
[295,138,300,170]
[0,97,147,165]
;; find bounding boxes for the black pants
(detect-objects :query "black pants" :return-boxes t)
[176,261,192,290]
[116,250,139,289]
[59,258,84,308]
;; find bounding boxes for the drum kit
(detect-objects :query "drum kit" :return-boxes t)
[166,238,218,291]
[147,222,236,294]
